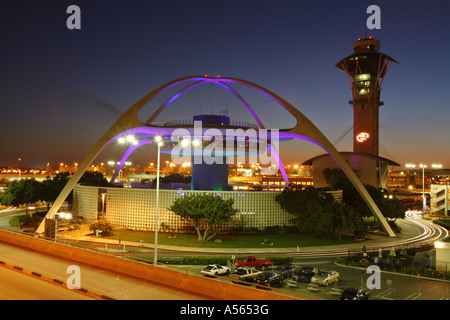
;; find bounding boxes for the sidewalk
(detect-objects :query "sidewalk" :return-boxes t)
[56,217,425,255]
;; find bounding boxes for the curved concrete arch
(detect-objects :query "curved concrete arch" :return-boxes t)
[36,76,396,237]
[145,80,206,125]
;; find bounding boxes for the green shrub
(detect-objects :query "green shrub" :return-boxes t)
[434,219,450,230]
[132,255,293,266]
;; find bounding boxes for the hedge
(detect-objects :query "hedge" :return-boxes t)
[132,255,293,266]
[434,218,450,230]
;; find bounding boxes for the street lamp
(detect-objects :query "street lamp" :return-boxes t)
[154,136,163,265]
[419,164,427,212]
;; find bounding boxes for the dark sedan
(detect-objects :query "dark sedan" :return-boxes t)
[339,288,370,300]
[273,265,295,279]
[293,266,318,283]
[254,272,283,287]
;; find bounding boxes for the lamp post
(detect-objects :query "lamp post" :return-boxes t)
[419,164,427,212]
[154,136,163,265]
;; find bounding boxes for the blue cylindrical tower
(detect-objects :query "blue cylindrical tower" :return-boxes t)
[191,114,229,191]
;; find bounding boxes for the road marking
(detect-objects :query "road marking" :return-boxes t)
[405,292,422,300]
[374,287,395,300]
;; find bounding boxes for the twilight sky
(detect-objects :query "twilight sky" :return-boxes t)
[1,0,449,170]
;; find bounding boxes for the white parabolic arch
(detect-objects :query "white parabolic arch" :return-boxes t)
[36,76,396,237]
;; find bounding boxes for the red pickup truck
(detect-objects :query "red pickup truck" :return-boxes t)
[233,256,272,270]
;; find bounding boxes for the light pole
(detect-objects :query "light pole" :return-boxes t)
[419,164,427,212]
[18,157,21,180]
[154,136,163,265]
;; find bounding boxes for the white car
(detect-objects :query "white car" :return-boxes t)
[311,270,340,286]
[201,264,231,276]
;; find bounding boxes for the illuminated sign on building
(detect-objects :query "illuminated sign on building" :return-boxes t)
[356,132,370,143]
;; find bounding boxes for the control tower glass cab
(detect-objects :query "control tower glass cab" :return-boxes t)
[336,37,398,156]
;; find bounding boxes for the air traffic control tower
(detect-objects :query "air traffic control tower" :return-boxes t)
[335,37,398,156]
[304,37,400,188]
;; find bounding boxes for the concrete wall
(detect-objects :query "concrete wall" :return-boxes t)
[436,241,450,271]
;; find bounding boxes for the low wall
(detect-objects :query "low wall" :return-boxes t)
[436,241,450,271]
[0,230,296,300]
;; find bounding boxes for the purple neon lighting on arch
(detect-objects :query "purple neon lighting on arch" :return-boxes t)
[216,78,287,109]
[278,131,328,150]
[267,143,289,186]
[213,80,265,129]
[105,129,325,188]
[145,76,293,123]
[103,76,331,187]
[146,81,207,125]
[110,140,153,182]
[146,77,265,129]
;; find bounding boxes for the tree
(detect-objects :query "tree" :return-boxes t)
[89,219,113,235]
[275,186,361,240]
[79,171,112,187]
[161,174,191,184]
[299,196,332,240]
[327,198,360,240]
[40,172,72,209]
[1,179,42,207]
[168,194,238,241]
[322,169,406,222]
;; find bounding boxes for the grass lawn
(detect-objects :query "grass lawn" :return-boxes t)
[9,216,22,227]
[8,214,358,248]
[107,229,357,248]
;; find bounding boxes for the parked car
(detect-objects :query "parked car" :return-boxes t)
[339,288,370,300]
[201,264,231,277]
[229,267,261,284]
[311,270,340,286]
[233,256,272,270]
[254,272,283,287]
[293,266,318,283]
[272,265,296,279]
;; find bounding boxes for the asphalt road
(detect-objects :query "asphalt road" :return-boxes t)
[287,257,450,300]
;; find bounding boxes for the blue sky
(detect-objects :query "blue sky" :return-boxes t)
[1,0,449,169]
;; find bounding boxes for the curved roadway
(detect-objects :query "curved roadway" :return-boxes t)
[283,210,449,259]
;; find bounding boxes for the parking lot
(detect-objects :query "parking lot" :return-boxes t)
[179,259,450,300]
